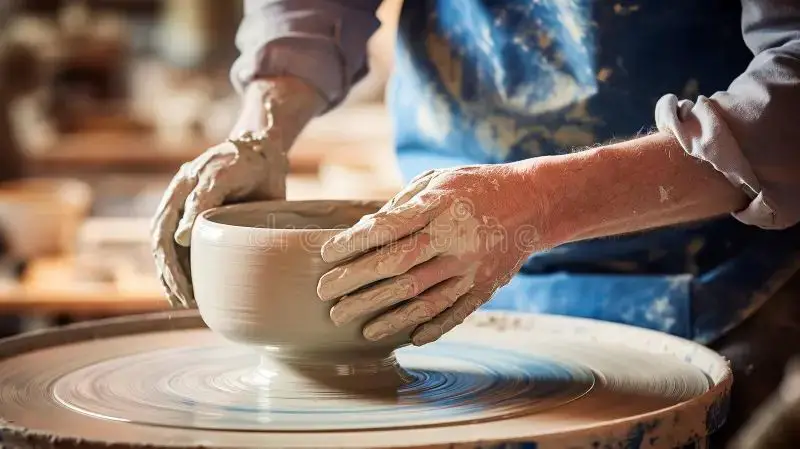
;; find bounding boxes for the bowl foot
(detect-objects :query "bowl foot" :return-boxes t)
[239,347,414,398]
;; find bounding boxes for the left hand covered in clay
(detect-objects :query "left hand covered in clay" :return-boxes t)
[317,164,547,346]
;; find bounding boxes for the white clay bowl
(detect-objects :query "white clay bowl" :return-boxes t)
[191,200,412,363]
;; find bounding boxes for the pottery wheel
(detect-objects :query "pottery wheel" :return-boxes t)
[0,311,731,448]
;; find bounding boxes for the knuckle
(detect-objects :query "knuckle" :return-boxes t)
[151,243,164,259]
[206,177,220,193]
[368,215,390,232]
[435,280,468,302]
[419,292,452,311]
[186,189,202,204]
[405,301,435,321]
[384,262,406,278]
[392,204,424,222]
[373,252,403,277]
[398,274,419,297]
[177,162,193,177]
[373,225,398,246]
[410,169,434,184]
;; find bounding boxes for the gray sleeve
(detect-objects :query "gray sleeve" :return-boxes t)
[655,0,800,230]
[230,0,381,109]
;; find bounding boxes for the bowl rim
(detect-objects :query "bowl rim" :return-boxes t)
[194,199,385,235]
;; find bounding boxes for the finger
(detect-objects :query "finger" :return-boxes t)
[174,165,230,246]
[317,227,444,301]
[410,288,494,346]
[151,164,197,307]
[320,192,443,264]
[328,255,468,326]
[157,273,183,307]
[153,229,196,308]
[362,275,474,341]
[376,169,436,214]
[157,263,194,308]
[409,168,438,185]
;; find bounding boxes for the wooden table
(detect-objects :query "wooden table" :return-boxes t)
[0,257,168,315]
[29,104,395,177]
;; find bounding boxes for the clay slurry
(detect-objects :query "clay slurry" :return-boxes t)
[0,311,725,448]
[52,342,595,431]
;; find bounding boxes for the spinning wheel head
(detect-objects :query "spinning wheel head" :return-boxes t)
[0,311,732,448]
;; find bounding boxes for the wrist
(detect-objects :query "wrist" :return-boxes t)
[230,76,327,145]
[504,156,577,250]
[509,142,653,249]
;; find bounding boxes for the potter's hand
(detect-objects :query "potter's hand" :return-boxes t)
[316,164,545,346]
[152,77,326,307]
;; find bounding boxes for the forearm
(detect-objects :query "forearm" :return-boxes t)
[518,132,749,247]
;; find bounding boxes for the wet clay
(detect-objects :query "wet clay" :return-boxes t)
[0,310,731,448]
[190,200,412,366]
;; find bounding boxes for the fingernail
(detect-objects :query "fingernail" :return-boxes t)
[323,228,360,261]
[317,268,346,301]
[321,238,347,262]
[323,220,376,261]
[329,303,354,327]
[174,223,192,246]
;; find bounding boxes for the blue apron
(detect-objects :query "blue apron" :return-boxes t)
[387,0,800,344]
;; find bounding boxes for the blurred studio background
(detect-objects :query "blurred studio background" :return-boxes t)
[0,0,403,336]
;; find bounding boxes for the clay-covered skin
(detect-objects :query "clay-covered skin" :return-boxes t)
[317,165,544,346]
[191,200,411,358]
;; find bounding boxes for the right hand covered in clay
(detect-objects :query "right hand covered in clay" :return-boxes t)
[316,164,551,346]
[151,77,326,307]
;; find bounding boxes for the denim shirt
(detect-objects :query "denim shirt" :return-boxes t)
[233,0,800,343]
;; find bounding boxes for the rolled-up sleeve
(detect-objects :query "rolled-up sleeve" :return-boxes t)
[655,0,800,230]
[231,0,381,109]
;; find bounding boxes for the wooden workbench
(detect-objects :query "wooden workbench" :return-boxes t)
[29,104,396,177]
[0,257,167,314]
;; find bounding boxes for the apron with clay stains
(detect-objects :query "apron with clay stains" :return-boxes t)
[387,0,800,343]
